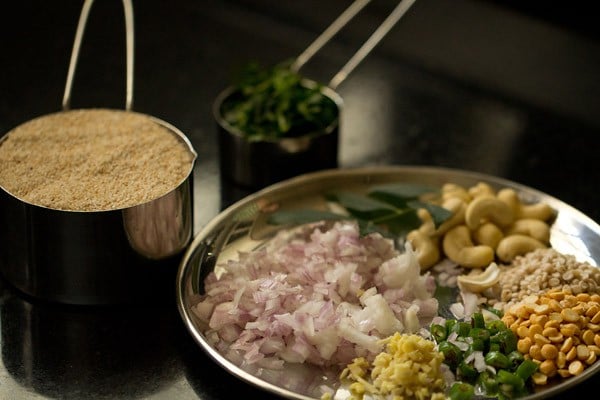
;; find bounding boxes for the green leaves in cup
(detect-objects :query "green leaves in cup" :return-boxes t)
[220,60,339,141]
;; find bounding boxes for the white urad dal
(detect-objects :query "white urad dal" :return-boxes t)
[193,220,439,370]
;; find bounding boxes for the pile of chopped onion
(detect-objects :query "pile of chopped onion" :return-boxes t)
[193,220,439,369]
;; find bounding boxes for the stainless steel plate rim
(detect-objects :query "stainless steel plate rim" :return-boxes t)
[177,165,600,399]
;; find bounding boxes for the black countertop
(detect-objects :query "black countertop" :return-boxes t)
[1,0,599,398]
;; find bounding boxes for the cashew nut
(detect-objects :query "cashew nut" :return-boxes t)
[465,195,514,230]
[505,218,550,244]
[433,197,467,236]
[433,182,555,267]
[497,188,521,216]
[473,222,504,248]
[468,182,495,199]
[442,183,472,203]
[416,208,435,236]
[497,187,554,221]
[496,234,547,262]
[518,202,554,221]
[457,262,501,293]
[407,230,440,271]
[443,225,495,268]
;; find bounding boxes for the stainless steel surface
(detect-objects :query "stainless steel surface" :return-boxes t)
[292,0,418,89]
[122,117,195,260]
[290,0,372,72]
[63,0,134,110]
[0,0,197,305]
[328,0,418,90]
[177,166,600,400]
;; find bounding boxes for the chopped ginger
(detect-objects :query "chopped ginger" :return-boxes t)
[339,333,447,400]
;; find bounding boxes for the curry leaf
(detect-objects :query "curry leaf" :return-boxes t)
[357,219,391,237]
[266,209,392,238]
[267,183,452,238]
[368,183,439,207]
[372,208,421,237]
[325,191,397,220]
[408,200,453,228]
[221,60,338,141]
[324,191,426,236]
[267,209,346,226]
[434,284,459,319]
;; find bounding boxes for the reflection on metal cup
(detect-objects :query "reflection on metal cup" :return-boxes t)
[0,163,195,305]
[123,178,193,260]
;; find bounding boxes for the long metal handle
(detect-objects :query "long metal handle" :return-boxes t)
[62,0,135,111]
[329,0,417,89]
[290,0,372,72]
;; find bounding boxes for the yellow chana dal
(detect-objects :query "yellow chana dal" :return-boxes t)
[338,333,446,400]
[502,288,600,385]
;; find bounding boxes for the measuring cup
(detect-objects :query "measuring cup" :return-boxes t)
[0,0,197,305]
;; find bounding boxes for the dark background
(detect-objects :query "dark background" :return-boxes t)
[1,0,599,399]
[2,0,599,226]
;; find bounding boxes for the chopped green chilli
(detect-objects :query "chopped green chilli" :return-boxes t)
[448,382,475,400]
[430,312,539,399]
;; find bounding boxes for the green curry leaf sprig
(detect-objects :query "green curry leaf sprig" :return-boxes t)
[220,60,339,142]
[267,183,452,238]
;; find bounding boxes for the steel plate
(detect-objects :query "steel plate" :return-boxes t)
[176,165,600,399]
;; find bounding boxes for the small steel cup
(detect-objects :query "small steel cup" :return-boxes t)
[214,81,343,191]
